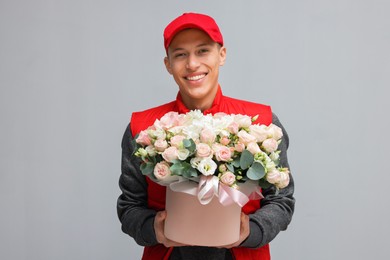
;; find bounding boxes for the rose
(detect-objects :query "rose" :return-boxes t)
[267,124,283,140]
[200,128,216,144]
[213,144,232,162]
[233,114,252,128]
[150,128,166,140]
[154,139,168,152]
[158,111,179,129]
[135,130,151,146]
[262,138,278,153]
[249,124,268,143]
[220,171,236,186]
[196,143,212,158]
[276,170,290,189]
[247,142,261,155]
[219,136,230,146]
[266,169,281,184]
[197,157,217,176]
[153,161,176,182]
[227,121,239,134]
[237,130,256,145]
[234,142,245,152]
[162,146,178,162]
[170,135,185,148]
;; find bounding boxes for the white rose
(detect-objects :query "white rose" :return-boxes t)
[262,138,278,153]
[246,142,261,155]
[267,124,283,140]
[266,169,281,184]
[154,139,168,152]
[276,170,290,189]
[237,130,256,145]
[249,124,268,143]
[233,114,252,128]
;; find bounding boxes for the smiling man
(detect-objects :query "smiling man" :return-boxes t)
[117,13,295,260]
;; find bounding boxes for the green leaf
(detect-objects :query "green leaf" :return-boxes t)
[232,157,240,168]
[258,178,272,189]
[183,138,196,153]
[240,150,254,170]
[183,163,198,178]
[170,162,185,176]
[246,162,265,180]
[226,163,235,173]
[140,162,154,176]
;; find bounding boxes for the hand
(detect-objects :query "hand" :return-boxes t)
[154,210,187,248]
[221,212,250,249]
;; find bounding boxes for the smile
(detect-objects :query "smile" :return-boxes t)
[185,73,207,81]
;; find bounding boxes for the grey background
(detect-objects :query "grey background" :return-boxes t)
[1,0,389,259]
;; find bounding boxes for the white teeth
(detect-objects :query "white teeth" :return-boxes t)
[186,74,206,81]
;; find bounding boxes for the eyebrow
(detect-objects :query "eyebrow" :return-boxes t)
[170,43,214,53]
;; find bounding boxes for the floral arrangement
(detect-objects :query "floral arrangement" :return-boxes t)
[134,110,289,204]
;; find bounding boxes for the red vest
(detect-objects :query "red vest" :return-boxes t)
[130,87,272,260]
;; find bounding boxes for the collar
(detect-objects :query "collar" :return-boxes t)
[174,85,223,114]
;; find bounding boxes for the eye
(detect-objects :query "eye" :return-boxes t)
[198,48,209,55]
[174,52,186,58]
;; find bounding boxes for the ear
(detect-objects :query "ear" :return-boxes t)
[219,46,227,66]
[164,57,173,75]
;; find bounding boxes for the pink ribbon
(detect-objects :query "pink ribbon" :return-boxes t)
[169,176,263,207]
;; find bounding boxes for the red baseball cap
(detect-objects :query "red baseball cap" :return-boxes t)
[163,13,224,53]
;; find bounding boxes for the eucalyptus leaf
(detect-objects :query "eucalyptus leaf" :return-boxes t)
[232,157,240,168]
[183,138,196,153]
[183,163,197,178]
[240,150,254,170]
[246,162,265,180]
[140,162,154,176]
[170,162,185,176]
[226,163,235,172]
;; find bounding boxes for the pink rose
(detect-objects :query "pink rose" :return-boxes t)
[213,144,232,162]
[249,124,268,143]
[220,171,236,186]
[234,142,245,152]
[154,139,168,152]
[153,162,175,182]
[227,121,239,134]
[266,169,281,184]
[237,130,256,145]
[170,135,185,148]
[262,138,278,153]
[136,130,151,146]
[219,136,230,146]
[196,143,212,158]
[246,142,261,155]
[200,128,216,144]
[162,146,178,162]
[276,170,290,189]
[159,111,179,129]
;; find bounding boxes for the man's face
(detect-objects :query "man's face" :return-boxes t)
[164,29,226,110]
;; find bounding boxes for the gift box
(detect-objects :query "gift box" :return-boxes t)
[164,186,241,247]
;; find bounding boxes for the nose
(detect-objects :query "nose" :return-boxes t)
[186,54,200,71]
